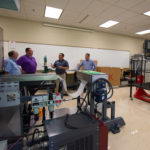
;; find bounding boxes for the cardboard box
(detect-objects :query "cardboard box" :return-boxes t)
[97,67,121,86]
[96,66,101,72]
[77,64,84,70]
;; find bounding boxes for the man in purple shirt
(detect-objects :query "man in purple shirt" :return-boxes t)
[17,48,37,74]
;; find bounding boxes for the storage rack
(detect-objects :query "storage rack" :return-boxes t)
[130,54,150,100]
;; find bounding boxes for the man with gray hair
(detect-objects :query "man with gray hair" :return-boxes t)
[4,50,21,75]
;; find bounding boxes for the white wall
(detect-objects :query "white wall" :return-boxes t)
[0,16,144,56]
[4,41,130,70]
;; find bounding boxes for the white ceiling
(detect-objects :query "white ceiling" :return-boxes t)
[0,0,150,39]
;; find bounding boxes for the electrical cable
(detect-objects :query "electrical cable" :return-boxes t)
[76,88,91,113]
[8,137,23,150]
[64,114,78,129]
[64,112,93,130]
[31,128,39,144]
[92,78,113,102]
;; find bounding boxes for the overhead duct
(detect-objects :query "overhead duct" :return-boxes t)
[0,0,21,11]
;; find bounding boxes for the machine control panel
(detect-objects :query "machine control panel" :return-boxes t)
[0,82,20,107]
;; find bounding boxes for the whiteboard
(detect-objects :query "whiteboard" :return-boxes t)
[4,42,130,70]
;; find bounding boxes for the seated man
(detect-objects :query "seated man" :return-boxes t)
[78,53,96,71]
[4,50,21,75]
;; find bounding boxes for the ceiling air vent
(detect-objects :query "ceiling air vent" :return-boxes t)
[0,0,21,11]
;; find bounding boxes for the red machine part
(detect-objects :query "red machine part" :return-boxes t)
[134,75,150,102]
[55,100,62,104]
[92,115,108,150]
[136,75,144,84]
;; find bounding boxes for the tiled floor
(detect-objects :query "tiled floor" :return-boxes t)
[108,87,150,150]
[37,87,150,150]
[57,87,150,150]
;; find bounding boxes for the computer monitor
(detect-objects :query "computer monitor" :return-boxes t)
[144,40,150,58]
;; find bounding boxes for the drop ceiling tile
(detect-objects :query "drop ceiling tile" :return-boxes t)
[75,13,90,23]
[99,5,126,19]
[65,0,92,13]
[86,16,112,27]
[136,34,150,40]
[109,23,143,33]
[76,13,107,26]
[96,22,145,37]
[80,14,121,28]
[130,0,150,14]
[28,16,59,24]
[75,14,114,28]
[78,15,96,25]
[23,1,45,18]
[82,14,119,29]
[114,0,144,9]
[45,0,68,9]
[126,26,144,34]
[82,0,111,16]
[124,14,150,27]
[22,0,44,6]
[0,0,150,39]
[60,10,80,21]
[24,6,45,18]
[113,11,138,22]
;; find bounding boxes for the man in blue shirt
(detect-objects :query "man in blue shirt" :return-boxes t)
[4,51,21,75]
[51,53,69,94]
[78,53,96,71]
[51,53,69,75]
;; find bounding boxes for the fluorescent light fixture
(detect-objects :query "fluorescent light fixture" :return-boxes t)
[136,30,150,35]
[45,6,63,19]
[99,20,119,28]
[43,23,93,32]
[144,11,150,16]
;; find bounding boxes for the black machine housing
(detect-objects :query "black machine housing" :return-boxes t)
[144,40,150,58]
[45,113,100,150]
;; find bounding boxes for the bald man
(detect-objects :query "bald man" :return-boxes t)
[4,50,21,75]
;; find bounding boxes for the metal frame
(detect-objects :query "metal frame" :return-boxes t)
[76,71,125,133]
[130,56,150,100]
[77,71,108,114]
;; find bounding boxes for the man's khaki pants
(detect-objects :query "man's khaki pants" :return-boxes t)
[55,73,67,93]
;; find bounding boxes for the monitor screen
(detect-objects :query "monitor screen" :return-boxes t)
[148,41,150,49]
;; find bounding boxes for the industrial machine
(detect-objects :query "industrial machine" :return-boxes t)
[43,56,52,73]
[76,71,125,133]
[45,113,100,150]
[144,40,150,58]
[0,82,22,138]
[0,27,4,74]
[0,74,61,149]
[0,71,125,150]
